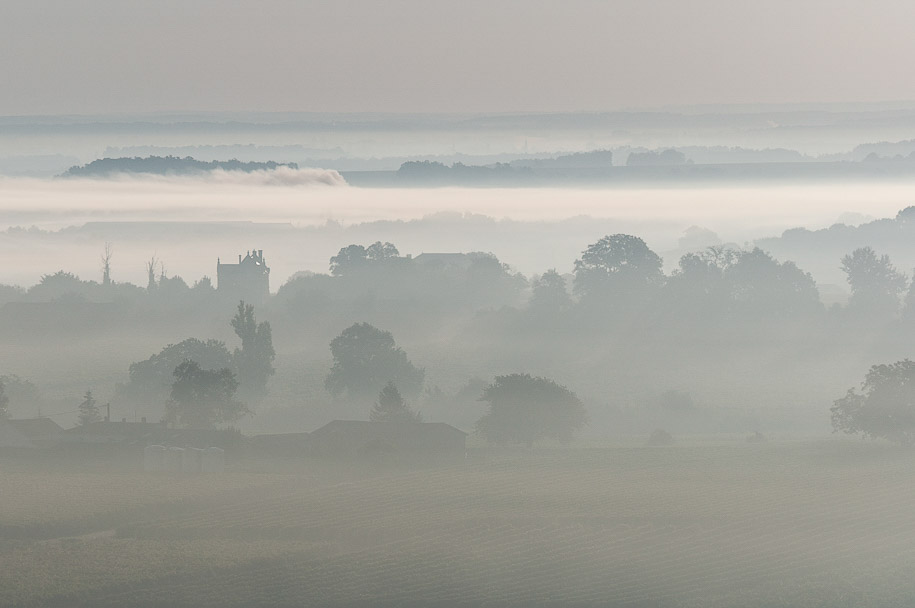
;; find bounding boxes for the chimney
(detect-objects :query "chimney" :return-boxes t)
[238,254,242,263]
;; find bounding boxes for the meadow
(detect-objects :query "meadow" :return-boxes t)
[2,441,915,606]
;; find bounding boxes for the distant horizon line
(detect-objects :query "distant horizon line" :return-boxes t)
[5,100,915,122]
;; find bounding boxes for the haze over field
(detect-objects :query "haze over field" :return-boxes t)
[8,2,915,607]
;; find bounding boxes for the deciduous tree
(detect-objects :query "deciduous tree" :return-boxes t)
[476,374,587,446]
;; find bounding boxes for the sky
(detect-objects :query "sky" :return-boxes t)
[3,0,915,115]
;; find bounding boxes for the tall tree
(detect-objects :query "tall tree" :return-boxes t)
[832,359,915,445]
[370,381,422,422]
[78,389,100,426]
[165,360,247,429]
[529,269,572,315]
[101,242,113,287]
[573,234,663,303]
[476,374,587,446]
[231,301,275,401]
[0,380,8,420]
[325,323,425,400]
[841,247,907,318]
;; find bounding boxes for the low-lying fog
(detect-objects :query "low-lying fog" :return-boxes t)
[2,173,913,288]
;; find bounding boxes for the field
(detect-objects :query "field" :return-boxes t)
[2,441,915,606]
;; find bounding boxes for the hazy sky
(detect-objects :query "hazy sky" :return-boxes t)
[3,0,915,116]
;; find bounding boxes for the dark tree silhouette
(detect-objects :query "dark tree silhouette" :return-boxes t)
[78,389,100,426]
[476,374,587,446]
[366,241,399,262]
[0,380,8,420]
[841,247,907,318]
[725,248,821,318]
[165,360,247,429]
[101,242,113,287]
[120,338,233,405]
[573,234,663,302]
[528,269,572,314]
[325,323,425,400]
[832,359,915,445]
[329,244,369,276]
[231,301,275,401]
[370,381,422,422]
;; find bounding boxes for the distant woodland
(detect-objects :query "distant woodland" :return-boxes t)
[64,156,299,177]
[5,209,915,439]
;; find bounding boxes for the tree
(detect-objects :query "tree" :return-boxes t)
[370,381,422,422]
[831,359,915,445]
[101,242,113,287]
[119,338,233,406]
[165,360,247,429]
[573,234,663,302]
[476,374,587,446]
[528,269,572,315]
[231,301,275,401]
[329,244,368,276]
[0,380,8,420]
[146,255,159,291]
[78,389,100,426]
[725,248,821,319]
[324,323,425,400]
[366,241,399,262]
[841,247,907,317]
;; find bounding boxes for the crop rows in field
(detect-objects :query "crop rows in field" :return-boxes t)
[100,448,915,606]
[9,444,915,606]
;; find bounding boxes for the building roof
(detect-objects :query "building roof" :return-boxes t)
[311,420,467,437]
[0,421,35,448]
[413,253,471,269]
[7,417,63,440]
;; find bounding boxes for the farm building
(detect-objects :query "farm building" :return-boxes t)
[6,417,63,448]
[0,421,36,449]
[62,420,239,450]
[308,420,466,459]
[248,432,311,458]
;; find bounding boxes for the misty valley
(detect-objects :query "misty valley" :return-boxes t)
[4,190,915,605]
[8,98,915,605]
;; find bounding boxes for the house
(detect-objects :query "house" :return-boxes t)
[217,249,270,304]
[0,421,35,449]
[6,417,63,448]
[247,432,311,457]
[413,252,472,271]
[308,420,467,459]
[61,420,237,450]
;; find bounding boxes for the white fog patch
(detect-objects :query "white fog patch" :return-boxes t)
[89,166,348,187]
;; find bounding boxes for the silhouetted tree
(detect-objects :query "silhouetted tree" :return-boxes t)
[663,248,732,320]
[0,381,8,420]
[725,248,821,318]
[165,360,247,428]
[120,338,233,405]
[528,269,572,314]
[231,301,275,401]
[832,359,915,445]
[573,234,663,303]
[476,374,587,446]
[366,241,399,262]
[101,242,113,287]
[325,323,425,400]
[329,244,368,276]
[370,381,422,422]
[78,389,100,426]
[146,256,159,291]
[841,247,907,318]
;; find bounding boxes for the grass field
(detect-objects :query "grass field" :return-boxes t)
[2,441,915,606]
